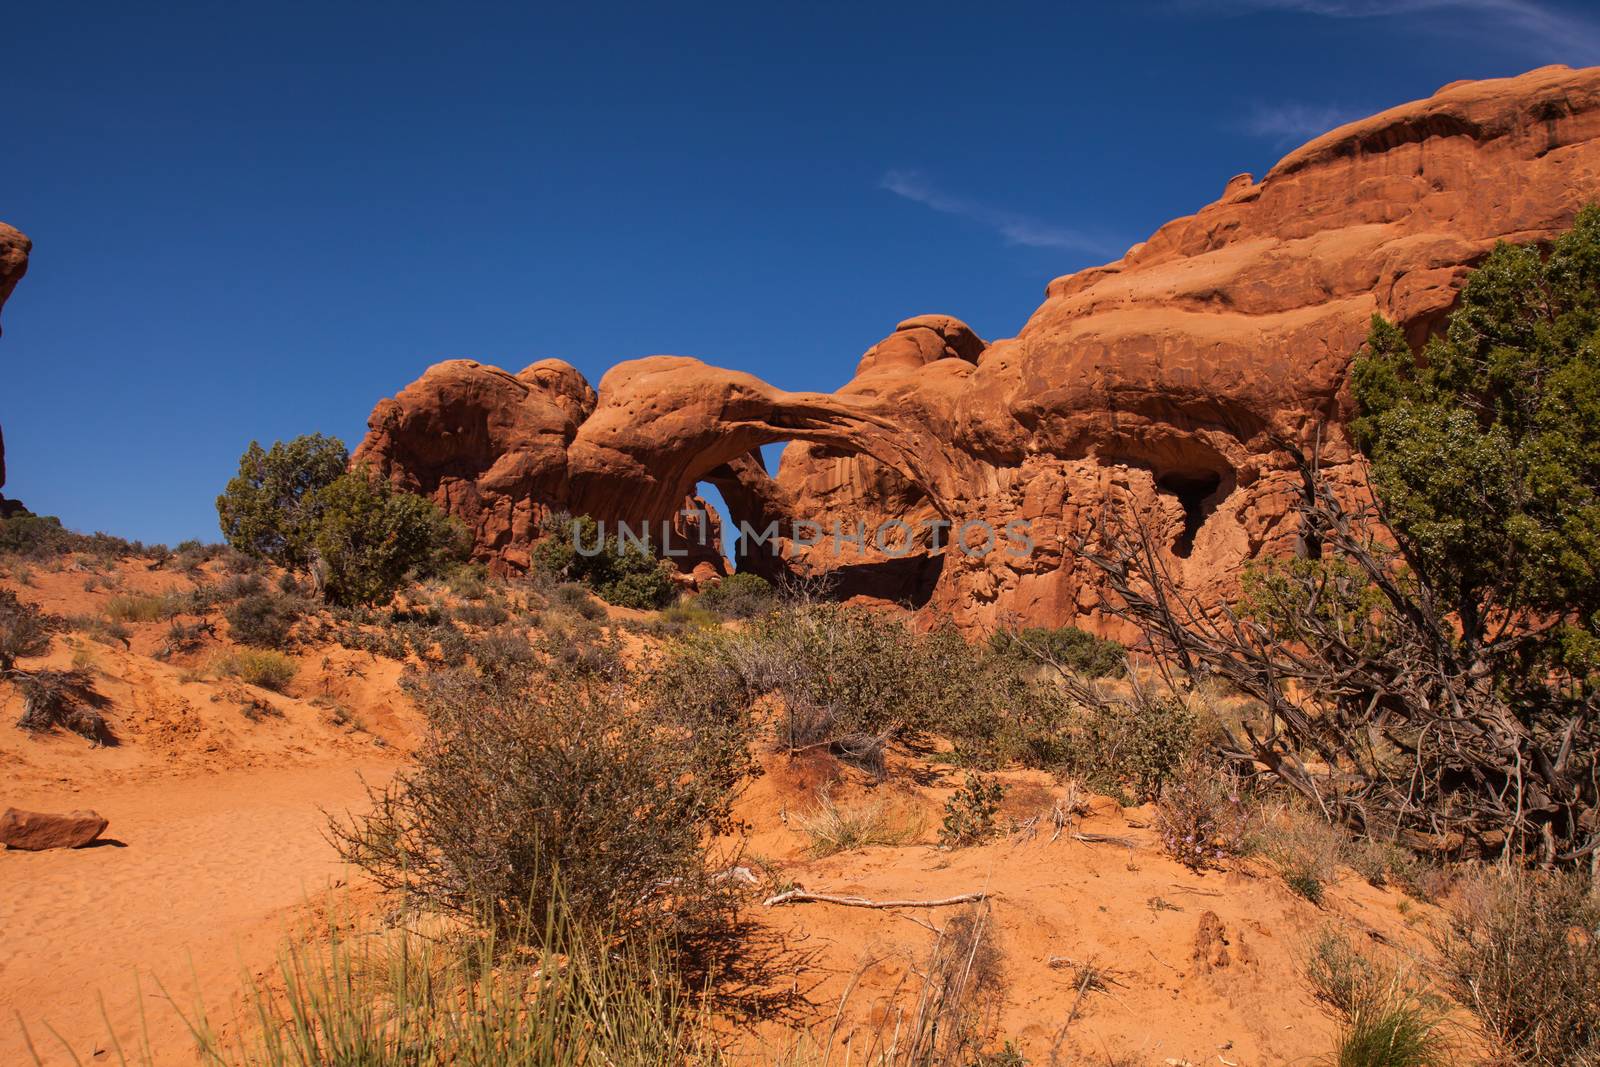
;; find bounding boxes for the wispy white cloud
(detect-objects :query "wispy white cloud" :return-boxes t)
[1238,101,1365,142]
[879,170,1110,254]
[1180,0,1600,61]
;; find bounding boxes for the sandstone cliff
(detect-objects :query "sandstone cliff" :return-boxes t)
[356,65,1600,631]
[0,221,32,515]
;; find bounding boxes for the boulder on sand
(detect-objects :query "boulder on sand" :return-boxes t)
[0,807,109,850]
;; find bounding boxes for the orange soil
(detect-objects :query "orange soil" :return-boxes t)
[1,556,1466,1065]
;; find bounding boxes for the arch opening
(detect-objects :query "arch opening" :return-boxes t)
[1157,471,1223,558]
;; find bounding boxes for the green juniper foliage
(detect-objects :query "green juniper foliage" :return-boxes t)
[1352,205,1600,673]
[216,434,350,570]
[533,514,678,610]
[310,469,468,607]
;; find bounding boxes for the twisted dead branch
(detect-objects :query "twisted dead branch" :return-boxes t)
[1071,442,1598,865]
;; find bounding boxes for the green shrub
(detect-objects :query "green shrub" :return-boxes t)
[329,663,755,944]
[533,515,677,610]
[225,593,301,647]
[217,649,298,692]
[551,581,606,619]
[990,624,1127,678]
[0,514,149,562]
[444,562,489,600]
[216,434,349,570]
[1074,693,1196,802]
[0,514,76,559]
[940,774,1005,848]
[695,571,777,619]
[1304,930,1451,1067]
[647,600,1077,774]
[310,469,468,607]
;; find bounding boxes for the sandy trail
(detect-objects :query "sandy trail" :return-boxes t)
[1,759,393,1066]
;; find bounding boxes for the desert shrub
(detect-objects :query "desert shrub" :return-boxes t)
[443,562,489,600]
[911,904,1008,1061]
[451,601,508,628]
[216,433,349,569]
[1261,810,1345,905]
[329,664,756,944]
[647,601,1076,774]
[0,589,56,670]
[1306,928,1384,1017]
[696,571,778,619]
[14,668,112,741]
[425,617,467,668]
[158,618,213,658]
[0,513,76,559]
[0,514,148,563]
[647,601,720,636]
[471,628,537,676]
[795,789,919,856]
[215,572,266,603]
[1304,930,1451,1067]
[533,514,677,610]
[1073,692,1196,803]
[217,649,298,692]
[103,592,183,623]
[1155,760,1255,869]
[550,581,606,619]
[940,774,1005,848]
[1435,867,1600,1065]
[311,469,469,606]
[65,613,131,647]
[1335,998,1451,1067]
[179,904,713,1067]
[538,619,624,679]
[172,539,223,575]
[990,624,1127,678]
[225,593,301,647]
[239,694,284,722]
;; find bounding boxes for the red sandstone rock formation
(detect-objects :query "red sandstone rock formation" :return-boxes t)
[357,65,1600,630]
[0,221,32,514]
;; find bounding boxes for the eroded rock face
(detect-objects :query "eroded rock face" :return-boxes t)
[0,221,32,512]
[357,66,1600,629]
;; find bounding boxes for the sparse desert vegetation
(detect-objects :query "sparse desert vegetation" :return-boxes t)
[6,56,1600,1067]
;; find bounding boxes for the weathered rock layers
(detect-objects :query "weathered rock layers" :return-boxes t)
[0,221,32,516]
[356,66,1600,631]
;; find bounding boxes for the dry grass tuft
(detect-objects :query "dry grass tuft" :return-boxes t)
[794,789,920,857]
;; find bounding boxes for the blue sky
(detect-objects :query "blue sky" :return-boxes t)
[3,0,1598,545]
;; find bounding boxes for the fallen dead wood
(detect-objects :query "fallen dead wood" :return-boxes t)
[762,889,991,909]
